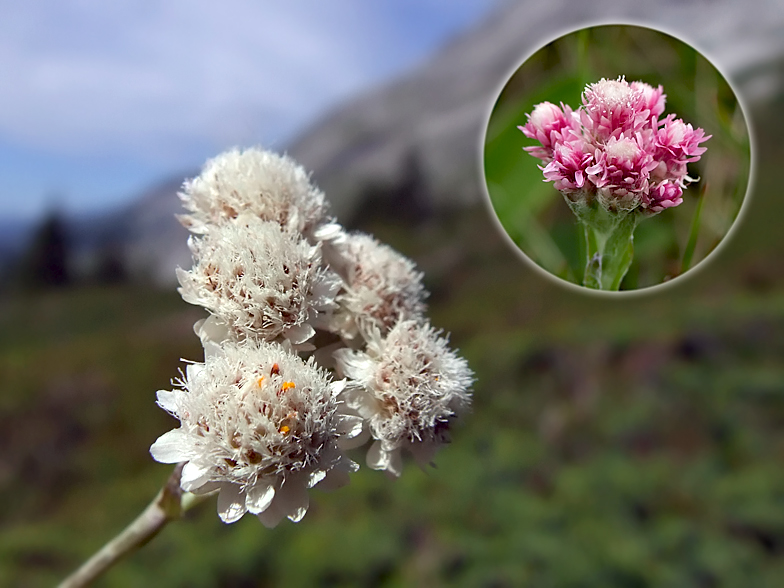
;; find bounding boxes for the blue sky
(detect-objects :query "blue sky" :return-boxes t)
[0,0,498,220]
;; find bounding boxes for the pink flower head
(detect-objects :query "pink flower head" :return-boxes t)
[581,77,649,140]
[654,114,711,183]
[643,181,683,213]
[520,77,709,215]
[587,134,658,211]
[518,101,576,161]
[541,138,594,194]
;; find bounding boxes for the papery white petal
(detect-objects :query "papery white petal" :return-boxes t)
[155,390,178,413]
[387,448,403,477]
[191,481,222,495]
[366,441,403,477]
[149,429,193,463]
[366,440,390,471]
[316,466,351,492]
[337,425,370,450]
[176,268,198,305]
[335,414,364,439]
[285,323,315,345]
[195,315,232,346]
[339,385,377,419]
[280,481,310,523]
[307,470,327,489]
[245,481,276,514]
[312,221,344,242]
[192,317,206,337]
[285,323,316,345]
[256,498,286,529]
[180,461,212,492]
[184,362,205,383]
[329,377,347,396]
[333,349,374,382]
[201,340,223,361]
[217,483,247,524]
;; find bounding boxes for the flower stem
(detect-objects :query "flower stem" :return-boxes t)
[58,464,210,588]
[579,208,638,291]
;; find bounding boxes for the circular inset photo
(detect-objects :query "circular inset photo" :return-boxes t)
[483,25,751,292]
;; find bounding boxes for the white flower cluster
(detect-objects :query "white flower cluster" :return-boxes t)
[150,147,473,527]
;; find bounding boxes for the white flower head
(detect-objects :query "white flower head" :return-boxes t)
[334,320,473,476]
[179,147,329,238]
[176,217,341,345]
[584,77,634,110]
[330,232,428,339]
[150,340,362,527]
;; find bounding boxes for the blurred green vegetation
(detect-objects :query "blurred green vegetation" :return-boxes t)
[2,48,783,588]
[484,25,751,289]
[4,148,784,587]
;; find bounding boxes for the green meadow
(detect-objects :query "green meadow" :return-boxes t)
[2,94,783,588]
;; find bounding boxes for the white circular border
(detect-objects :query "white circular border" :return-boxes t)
[479,19,757,299]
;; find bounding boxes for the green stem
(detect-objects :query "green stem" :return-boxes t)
[582,222,602,289]
[570,198,639,291]
[58,465,214,588]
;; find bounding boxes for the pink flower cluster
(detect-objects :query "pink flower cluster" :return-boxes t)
[519,77,710,213]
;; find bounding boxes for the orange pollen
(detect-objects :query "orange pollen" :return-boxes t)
[281,381,296,392]
[256,376,265,387]
[279,425,291,434]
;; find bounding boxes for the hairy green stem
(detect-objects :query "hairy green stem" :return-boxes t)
[567,196,639,291]
[582,212,638,290]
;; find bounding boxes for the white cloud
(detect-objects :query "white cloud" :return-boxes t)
[0,0,494,169]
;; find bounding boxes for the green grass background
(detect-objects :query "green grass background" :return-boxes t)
[484,25,751,289]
